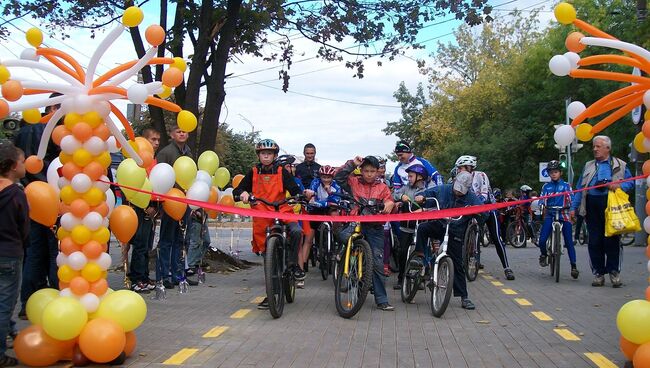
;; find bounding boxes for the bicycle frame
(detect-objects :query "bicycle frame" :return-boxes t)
[343,223,364,278]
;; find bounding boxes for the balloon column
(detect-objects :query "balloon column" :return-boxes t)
[551,3,650,366]
[0,6,198,366]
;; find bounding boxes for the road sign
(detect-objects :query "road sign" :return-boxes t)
[632,67,642,124]
[539,162,551,183]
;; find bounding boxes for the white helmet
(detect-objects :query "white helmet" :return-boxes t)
[455,155,477,168]
[520,184,533,192]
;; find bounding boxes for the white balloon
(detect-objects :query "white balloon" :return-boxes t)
[96,252,112,271]
[106,189,116,216]
[60,135,81,155]
[553,125,575,147]
[84,136,107,156]
[149,163,176,195]
[80,293,100,313]
[563,52,580,69]
[127,84,149,104]
[644,216,650,234]
[102,218,110,228]
[56,252,68,267]
[567,101,586,120]
[107,136,120,153]
[68,251,88,271]
[223,187,234,196]
[57,177,70,189]
[645,91,650,109]
[59,288,72,298]
[96,101,111,117]
[71,173,92,193]
[646,175,650,188]
[46,158,63,195]
[187,181,210,210]
[60,213,81,231]
[20,48,39,61]
[647,260,650,273]
[83,212,103,231]
[73,94,93,114]
[549,55,572,77]
[96,175,110,192]
[196,170,212,186]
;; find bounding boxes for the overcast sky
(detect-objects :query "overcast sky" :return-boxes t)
[1,0,555,173]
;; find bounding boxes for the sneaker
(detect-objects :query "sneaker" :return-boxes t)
[296,280,305,289]
[478,263,485,270]
[538,255,548,267]
[609,272,622,288]
[461,298,476,310]
[377,303,394,311]
[146,279,156,290]
[591,274,605,287]
[294,268,306,281]
[257,297,269,310]
[186,268,196,276]
[163,280,175,289]
[393,281,402,290]
[131,281,150,293]
[570,266,579,279]
[504,268,515,281]
[185,278,199,286]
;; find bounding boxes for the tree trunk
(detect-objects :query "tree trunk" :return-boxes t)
[198,0,242,154]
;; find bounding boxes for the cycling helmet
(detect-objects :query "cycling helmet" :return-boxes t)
[255,139,279,154]
[375,156,387,168]
[547,160,562,171]
[394,141,412,153]
[276,154,295,166]
[319,165,336,176]
[405,164,429,178]
[455,155,477,168]
[360,155,380,169]
[520,184,533,192]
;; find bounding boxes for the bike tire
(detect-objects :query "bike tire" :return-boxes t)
[264,237,284,319]
[554,226,561,283]
[507,221,527,248]
[318,226,329,281]
[284,273,296,303]
[481,224,491,247]
[431,256,454,318]
[463,222,479,282]
[578,225,588,245]
[401,251,421,303]
[334,239,372,319]
[531,220,542,246]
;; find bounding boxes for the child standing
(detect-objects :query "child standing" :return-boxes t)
[0,141,28,367]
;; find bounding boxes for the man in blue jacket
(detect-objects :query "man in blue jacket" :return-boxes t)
[392,141,443,190]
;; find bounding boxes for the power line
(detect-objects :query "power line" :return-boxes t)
[227,64,342,89]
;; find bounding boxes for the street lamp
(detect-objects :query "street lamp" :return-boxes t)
[237,114,255,135]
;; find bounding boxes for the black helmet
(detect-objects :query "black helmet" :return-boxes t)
[276,154,295,166]
[405,164,428,178]
[547,160,562,171]
[360,155,380,169]
[255,139,279,154]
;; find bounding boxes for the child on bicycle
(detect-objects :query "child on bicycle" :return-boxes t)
[537,160,579,279]
[334,155,395,311]
[412,171,486,310]
[233,139,304,310]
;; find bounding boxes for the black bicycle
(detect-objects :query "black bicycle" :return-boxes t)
[463,217,481,282]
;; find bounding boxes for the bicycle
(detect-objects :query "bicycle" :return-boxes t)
[506,206,540,248]
[545,206,569,283]
[247,195,308,319]
[463,218,481,282]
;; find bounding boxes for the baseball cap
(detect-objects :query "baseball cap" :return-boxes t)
[453,171,473,195]
[394,141,412,153]
[360,155,380,169]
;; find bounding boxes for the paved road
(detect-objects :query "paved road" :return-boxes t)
[13,231,647,367]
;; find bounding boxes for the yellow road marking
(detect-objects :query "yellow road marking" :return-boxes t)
[482,275,494,280]
[514,298,532,306]
[203,326,229,338]
[163,348,199,365]
[501,288,518,295]
[531,311,553,321]
[584,353,617,368]
[251,296,265,304]
[230,309,251,319]
[491,281,504,286]
[478,269,484,274]
[554,328,581,341]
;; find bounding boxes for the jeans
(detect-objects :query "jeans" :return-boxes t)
[538,216,576,264]
[187,217,211,268]
[0,256,22,355]
[21,221,58,309]
[586,195,621,275]
[339,223,388,305]
[156,211,184,282]
[129,207,155,283]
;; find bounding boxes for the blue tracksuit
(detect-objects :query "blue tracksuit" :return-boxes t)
[538,179,576,264]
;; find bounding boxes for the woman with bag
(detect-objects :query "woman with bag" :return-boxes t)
[571,135,633,288]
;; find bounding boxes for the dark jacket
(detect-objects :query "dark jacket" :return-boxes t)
[232,163,302,197]
[0,184,29,257]
[13,123,60,186]
[295,160,321,189]
[156,141,192,165]
[419,184,487,239]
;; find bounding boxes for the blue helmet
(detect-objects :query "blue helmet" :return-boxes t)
[405,164,428,178]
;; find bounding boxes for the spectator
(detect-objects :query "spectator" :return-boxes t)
[295,143,321,189]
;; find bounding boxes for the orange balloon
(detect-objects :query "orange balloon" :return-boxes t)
[14,325,68,366]
[163,188,188,221]
[58,281,69,291]
[634,342,650,368]
[93,124,110,141]
[1,80,23,101]
[124,331,137,357]
[52,125,70,146]
[71,122,92,142]
[162,68,183,87]
[646,244,650,258]
[82,240,104,259]
[0,99,8,119]
[92,202,109,218]
[25,155,43,174]
[69,276,90,296]
[621,335,640,360]
[644,160,650,176]
[62,162,82,181]
[208,186,219,203]
[109,205,138,243]
[25,181,59,226]
[134,136,154,154]
[70,199,90,218]
[145,24,165,46]
[89,278,108,296]
[60,237,82,255]
[219,195,234,207]
[59,202,70,215]
[83,161,105,181]
[232,174,244,188]
[78,318,126,363]
[646,286,650,301]
[139,150,154,169]
[565,32,585,53]
[207,210,219,219]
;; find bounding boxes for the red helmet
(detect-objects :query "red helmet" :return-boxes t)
[319,165,336,176]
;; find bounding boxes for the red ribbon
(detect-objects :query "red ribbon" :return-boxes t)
[101,174,647,223]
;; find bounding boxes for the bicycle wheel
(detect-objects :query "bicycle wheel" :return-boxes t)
[401,251,422,303]
[284,273,296,303]
[318,226,329,281]
[531,220,542,246]
[430,256,454,318]
[554,226,561,283]
[507,221,527,248]
[463,222,479,282]
[481,224,491,247]
[578,225,588,245]
[334,239,372,319]
[264,237,284,319]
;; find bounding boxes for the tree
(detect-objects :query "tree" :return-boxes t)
[2,0,494,156]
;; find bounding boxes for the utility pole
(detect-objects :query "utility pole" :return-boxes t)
[633,0,647,246]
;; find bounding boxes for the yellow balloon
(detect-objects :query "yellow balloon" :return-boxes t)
[117,158,147,199]
[121,140,139,158]
[56,227,70,241]
[122,6,144,27]
[73,148,93,167]
[197,151,220,175]
[95,151,112,169]
[26,288,60,326]
[0,65,10,84]
[57,265,78,283]
[213,167,230,189]
[92,227,110,244]
[81,263,103,283]
[158,85,172,99]
[71,225,92,245]
[60,185,77,205]
[177,110,197,132]
[554,2,576,25]
[25,27,43,48]
[82,111,103,128]
[95,290,147,332]
[64,113,81,130]
[42,297,88,340]
[617,299,650,344]
[129,178,152,209]
[59,152,72,164]
[634,132,648,154]
[22,109,41,124]
[83,187,105,207]
[173,156,197,190]
[575,123,594,142]
[171,57,187,72]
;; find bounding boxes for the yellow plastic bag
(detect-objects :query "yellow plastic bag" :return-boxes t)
[605,188,641,237]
